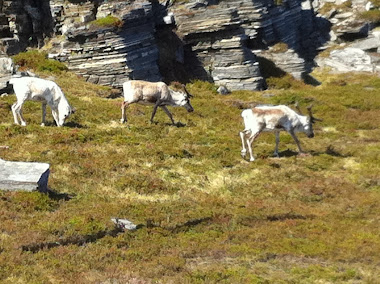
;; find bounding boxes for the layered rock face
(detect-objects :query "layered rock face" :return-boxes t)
[1,0,53,52]
[172,1,265,90]
[1,0,376,91]
[313,0,380,74]
[171,0,330,90]
[49,0,161,88]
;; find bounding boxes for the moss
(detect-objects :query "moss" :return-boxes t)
[319,1,352,15]
[271,42,289,53]
[266,74,309,90]
[12,50,68,73]
[89,15,123,29]
[359,9,380,23]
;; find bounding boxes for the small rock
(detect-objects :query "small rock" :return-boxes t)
[217,85,230,95]
[111,218,138,231]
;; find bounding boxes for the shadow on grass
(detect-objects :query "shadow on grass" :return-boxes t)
[63,121,86,128]
[40,121,85,128]
[266,212,314,221]
[277,149,299,158]
[174,121,186,128]
[47,188,74,201]
[21,227,123,253]
[324,145,347,157]
[161,121,186,127]
[260,149,299,159]
[309,145,348,157]
[21,217,211,253]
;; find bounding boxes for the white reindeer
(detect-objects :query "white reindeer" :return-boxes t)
[239,104,321,161]
[9,77,74,127]
[120,80,194,125]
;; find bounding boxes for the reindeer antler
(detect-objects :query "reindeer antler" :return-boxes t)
[182,84,193,98]
[295,101,303,115]
[307,104,323,123]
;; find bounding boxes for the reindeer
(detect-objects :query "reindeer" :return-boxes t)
[9,77,74,127]
[120,80,194,125]
[239,103,321,161]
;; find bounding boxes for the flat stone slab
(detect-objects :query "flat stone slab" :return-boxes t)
[0,159,50,192]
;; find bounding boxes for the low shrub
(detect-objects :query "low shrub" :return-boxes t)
[266,74,307,90]
[271,42,289,53]
[89,15,123,29]
[12,50,68,73]
[359,9,380,23]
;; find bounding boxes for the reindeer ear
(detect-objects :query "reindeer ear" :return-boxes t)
[312,117,323,122]
[72,107,77,114]
[307,104,323,123]
[306,104,314,117]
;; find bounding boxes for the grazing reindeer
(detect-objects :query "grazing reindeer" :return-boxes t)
[120,80,194,125]
[9,77,74,127]
[239,103,321,161]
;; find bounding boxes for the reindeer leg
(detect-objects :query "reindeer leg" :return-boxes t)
[289,130,304,154]
[246,131,261,162]
[13,101,27,126]
[11,102,20,125]
[51,108,60,127]
[274,131,280,157]
[240,130,250,158]
[120,101,128,123]
[41,102,47,126]
[150,101,160,124]
[160,106,175,125]
[19,108,27,126]
[11,100,27,126]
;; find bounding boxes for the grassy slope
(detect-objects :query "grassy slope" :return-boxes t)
[0,70,379,283]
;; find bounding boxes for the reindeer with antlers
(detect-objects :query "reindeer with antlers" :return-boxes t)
[239,102,322,161]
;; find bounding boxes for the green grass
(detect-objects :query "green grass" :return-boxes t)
[12,50,68,73]
[89,16,123,29]
[0,69,380,282]
[359,9,380,23]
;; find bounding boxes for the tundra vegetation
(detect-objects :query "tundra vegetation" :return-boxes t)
[0,52,380,283]
[89,15,124,29]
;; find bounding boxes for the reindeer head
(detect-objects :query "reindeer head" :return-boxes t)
[295,102,322,138]
[170,84,194,112]
[58,102,75,126]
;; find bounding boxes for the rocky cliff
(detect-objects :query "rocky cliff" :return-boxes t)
[0,0,379,91]
[170,0,330,89]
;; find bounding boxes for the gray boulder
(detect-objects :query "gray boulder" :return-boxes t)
[0,159,50,192]
[316,47,374,72]
[0,56,14,92]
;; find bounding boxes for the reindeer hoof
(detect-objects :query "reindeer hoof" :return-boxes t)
[40,123,45,127]
[241,151,247,158]
[21,122,26,127]
[249,158,255,162]
[120,119,126,124]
